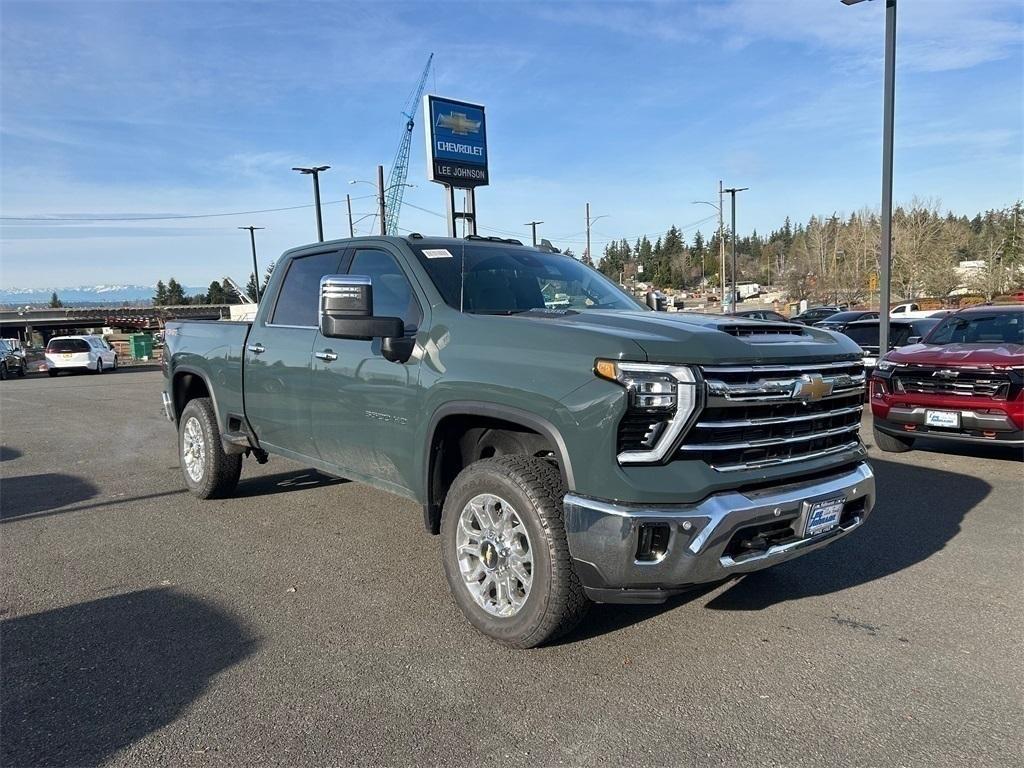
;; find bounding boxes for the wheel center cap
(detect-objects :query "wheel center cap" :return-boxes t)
[480,540,500,571]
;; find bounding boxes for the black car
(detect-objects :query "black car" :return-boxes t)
[813,310,879,333]
[789,306,842,325]
[842,317,945,378]
[731,310,789,322]
[0,339,26,379]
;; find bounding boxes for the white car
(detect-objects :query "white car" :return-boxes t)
[45,335,117,376]
[890,302,943,319]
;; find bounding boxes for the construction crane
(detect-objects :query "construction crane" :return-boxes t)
[384,53,433,236]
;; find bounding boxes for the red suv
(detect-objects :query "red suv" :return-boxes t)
[870,304,1023,452]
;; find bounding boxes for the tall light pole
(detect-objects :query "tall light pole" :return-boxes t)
[238,226,265,302]
[843,0,896,355]
[292,165,330,242]
[723,186,748,312]
[350,173,415,237]
[346,194,354,237]
[585,204,610,267]
[692,197,724,297]
[525,220,544,246]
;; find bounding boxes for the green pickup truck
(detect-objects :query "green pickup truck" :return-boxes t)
[163,235,874,647]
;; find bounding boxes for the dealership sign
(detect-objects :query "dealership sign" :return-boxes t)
[423,95,488,187]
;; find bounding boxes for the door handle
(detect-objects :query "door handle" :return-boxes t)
[315,350,338,362]
[247,343,265,354]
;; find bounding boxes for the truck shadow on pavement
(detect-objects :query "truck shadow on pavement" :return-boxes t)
[704,456,991,611]
[0,445,23,462]
[0,587,256,767]
[234,468,348,498]
[0,473,99,520]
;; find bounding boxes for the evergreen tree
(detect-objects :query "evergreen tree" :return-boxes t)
[262,260,277,294]
[153,280,168,306]
[49,292,63,308]
[245,272,259,302]
[206,280,228,304]
[166,278,186,305]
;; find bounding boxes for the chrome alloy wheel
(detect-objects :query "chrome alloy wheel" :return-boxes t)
[182,416,206,483]
[456,493,534,618]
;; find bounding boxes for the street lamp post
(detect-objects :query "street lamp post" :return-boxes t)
[692,197,725,299]
[350,174,415,236]
[585,203,609,265]
[238,226,265,303]
[843,0,896,356]
[723,186,748,312]
[292,166,330,242]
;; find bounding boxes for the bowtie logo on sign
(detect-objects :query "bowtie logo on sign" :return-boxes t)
[436,112,482,136]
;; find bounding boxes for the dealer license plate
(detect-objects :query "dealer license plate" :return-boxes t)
[925,410,960,428]
[862,357,877,367]
[62,354,72,359]
[804,497,845,537]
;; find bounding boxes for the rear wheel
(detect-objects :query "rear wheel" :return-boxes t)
[94,357,103,374]
[440,455,589,648]
[0,363,7,380]
[873,426,914,453]
[48,369,58,378]
[178,397,242,499]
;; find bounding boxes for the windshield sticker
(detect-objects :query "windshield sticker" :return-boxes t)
[422,248,454,259]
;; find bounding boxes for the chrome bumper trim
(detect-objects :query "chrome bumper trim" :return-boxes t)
[886,406,1018,432]
[564,462,874,593]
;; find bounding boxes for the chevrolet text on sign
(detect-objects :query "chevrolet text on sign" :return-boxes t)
[423,94,488,187]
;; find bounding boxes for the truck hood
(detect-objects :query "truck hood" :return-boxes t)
[886,342,1024,368]
[510,309,862,365]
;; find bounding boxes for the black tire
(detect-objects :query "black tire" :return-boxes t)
[94,358,103,374]
[112,357,118,371]
[16,364,25,377]
[440,455,589,649]
[0,364,6,381]
[47,370,58,378]
[178,397,242,499]
[873,426,914,453]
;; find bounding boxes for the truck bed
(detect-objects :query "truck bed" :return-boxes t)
[164,320,251,431]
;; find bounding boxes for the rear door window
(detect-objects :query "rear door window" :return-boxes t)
[48,339,90,353]
[270,251,343,327]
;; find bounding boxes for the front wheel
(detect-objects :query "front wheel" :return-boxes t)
[94,358,103,374]
[0,364,7,381]
[440,456,589,648]
[47,369,58,378]
[178,397,242,499]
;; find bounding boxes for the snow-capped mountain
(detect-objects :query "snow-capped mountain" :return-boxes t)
[0,284,206,305]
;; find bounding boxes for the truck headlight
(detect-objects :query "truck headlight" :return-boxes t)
[877,360,906,372]
[595,360,701,464]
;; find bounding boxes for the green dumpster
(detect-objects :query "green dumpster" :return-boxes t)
[128,333,154,360]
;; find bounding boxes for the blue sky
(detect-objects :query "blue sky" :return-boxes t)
[1,0,1021,288]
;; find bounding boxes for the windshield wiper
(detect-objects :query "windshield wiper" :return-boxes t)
[467,309,529,315]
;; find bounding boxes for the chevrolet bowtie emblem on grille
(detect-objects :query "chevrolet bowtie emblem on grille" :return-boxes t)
[437,111,482,135]
[792,373,833,402]
[933,369,960,379]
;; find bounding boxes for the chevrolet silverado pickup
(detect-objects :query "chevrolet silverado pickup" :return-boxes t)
[871,304,1024,451]
[162,235,875,647]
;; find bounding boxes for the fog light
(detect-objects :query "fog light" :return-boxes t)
[636,523,670,562]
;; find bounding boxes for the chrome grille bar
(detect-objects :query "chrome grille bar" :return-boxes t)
[710,441,861,472]
[679,422,861,451]
[695,404,863,429]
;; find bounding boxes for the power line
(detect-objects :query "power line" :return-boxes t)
[0,195,378,223]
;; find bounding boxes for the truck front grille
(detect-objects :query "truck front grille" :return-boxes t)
[680,361,865,471]
[891,366,1013,399]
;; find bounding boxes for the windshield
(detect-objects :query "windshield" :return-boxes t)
[843,323,914,348]
[411,244,643,314]
[47,338,90,353]
[925,311,1024,345]
[824,311,871,323]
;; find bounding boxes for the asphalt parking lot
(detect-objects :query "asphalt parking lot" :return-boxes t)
[2,369,1021,767]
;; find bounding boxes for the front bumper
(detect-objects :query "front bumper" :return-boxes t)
[564,462,874,603]
[875,409,1023,445]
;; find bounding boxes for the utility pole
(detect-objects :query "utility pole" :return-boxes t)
[238,226,265,303]
[292,166,329,242]
[718,181,726,309]
[724,186,748,312]
[377,164,387,236]
[525,220,543,247]
[585,203,592,265]
[346,194,354,237]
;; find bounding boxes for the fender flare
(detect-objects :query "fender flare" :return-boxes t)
[421,401,576,533]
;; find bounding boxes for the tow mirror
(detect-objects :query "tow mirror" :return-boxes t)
[906,335,921,345]
[319,275,404,341]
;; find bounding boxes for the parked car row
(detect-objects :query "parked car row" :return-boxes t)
[0,338,27,379]
[0,335,120,379]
